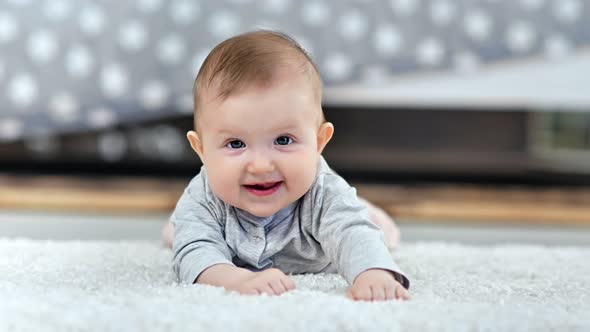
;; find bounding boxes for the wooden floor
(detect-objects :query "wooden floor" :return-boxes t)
[1,174,590,225]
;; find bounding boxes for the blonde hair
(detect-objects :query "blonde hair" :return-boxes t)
[192,30,323,130]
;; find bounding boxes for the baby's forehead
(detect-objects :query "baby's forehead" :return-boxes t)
[213,65,316,97]
[205,78,317,111]
[195,67,323,130]
[206,94,321,129]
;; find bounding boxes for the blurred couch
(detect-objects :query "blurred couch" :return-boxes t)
[1,0,589,181]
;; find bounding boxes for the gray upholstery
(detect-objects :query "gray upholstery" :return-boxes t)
[1,0,589,142]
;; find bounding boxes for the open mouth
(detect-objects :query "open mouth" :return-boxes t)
[243,181,283,196]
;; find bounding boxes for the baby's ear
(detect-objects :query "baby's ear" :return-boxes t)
[186,131,204,160]
[316,122,334,153]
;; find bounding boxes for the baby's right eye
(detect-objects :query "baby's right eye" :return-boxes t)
[226,140,246,149]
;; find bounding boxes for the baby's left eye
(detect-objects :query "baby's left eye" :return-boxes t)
[275,136,293,145]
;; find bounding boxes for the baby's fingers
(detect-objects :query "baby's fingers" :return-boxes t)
[281,277,296,291]
[268,280,286,295]
[371,286,385,301]
[242,288,259,295]
[384,284,396,300]
[347,286,372,301]
[257,284,275,296]
[395,285,410,301]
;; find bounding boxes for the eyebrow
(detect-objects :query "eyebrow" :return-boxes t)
[215,125,299,136]
[273,124,299,132]
[215,129,236,136]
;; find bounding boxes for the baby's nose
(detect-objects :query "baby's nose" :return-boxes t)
[247,153,275,174]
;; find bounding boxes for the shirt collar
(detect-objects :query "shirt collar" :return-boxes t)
[234,200,299,228]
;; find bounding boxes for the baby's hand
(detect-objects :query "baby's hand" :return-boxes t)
[347,269,409,301]
[232,268,296,296]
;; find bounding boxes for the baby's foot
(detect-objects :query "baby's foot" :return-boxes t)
[358,197,400,250]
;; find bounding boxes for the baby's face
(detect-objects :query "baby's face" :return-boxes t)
[191,74,331,217]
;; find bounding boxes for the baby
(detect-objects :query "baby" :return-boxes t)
[170,30,410,301]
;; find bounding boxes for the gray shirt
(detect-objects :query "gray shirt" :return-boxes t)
[171,157,410,289]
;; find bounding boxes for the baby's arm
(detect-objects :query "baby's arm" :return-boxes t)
[347,269,409,301]
[313,176,410,301]
[198,264,295,296]
[172,182,295,296]
[196,263,253,288]
[317,212,410,302]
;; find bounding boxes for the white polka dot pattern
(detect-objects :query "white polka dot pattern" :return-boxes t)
[98,131,128,162]
[453,52,481,74]
[176,94,194,114]
[323,53,353,81]
[301,1,331,27]
[65,45,94,78]
[506,21,537,53]
[78,6,106,37]
[0,12,19,43]
[430,0,455,26]
[170,0,200,25]
[25,134,59,155]
[100,64,129,98]
[339,9,369,41]
[464,10,493,42]
[27,30,59,64]
[374,24,404,56]
[263,0,291,14]
[0,0,588,143]
[8,73,38,108]
[44,0,72,22]
[136,0,164,13]
[208,10,240,39]
[152,125,185,161]
[87,107,117,129]
[390,0,419,17]
[544,35,572,59]
[139,80,170,110]
[156,35,186,65]
[0,118,24,141]
[416,37,445,66]
[554,0,582,23]
[118,21,149,52]
[49,92,80,124]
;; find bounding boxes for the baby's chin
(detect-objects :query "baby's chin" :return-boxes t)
[242,205,282,218]
[239,201,291,218]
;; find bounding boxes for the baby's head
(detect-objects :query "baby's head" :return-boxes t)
[187,30,334,217]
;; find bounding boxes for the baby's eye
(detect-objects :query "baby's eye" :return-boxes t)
[275,136,293,146]
[226,140,246,149]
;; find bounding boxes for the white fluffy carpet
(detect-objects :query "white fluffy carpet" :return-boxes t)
[1,239,589,331]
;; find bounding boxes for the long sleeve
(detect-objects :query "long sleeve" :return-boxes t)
[312,173,410,289]
[171,175,234,284]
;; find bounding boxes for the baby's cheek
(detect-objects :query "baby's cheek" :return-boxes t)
[288,161,317,197]
[302,158,319,184]
[209,172,237,200]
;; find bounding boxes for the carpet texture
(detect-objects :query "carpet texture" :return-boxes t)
[1,239,588,331]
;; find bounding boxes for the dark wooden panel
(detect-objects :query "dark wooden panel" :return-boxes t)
[323,107,530,176]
